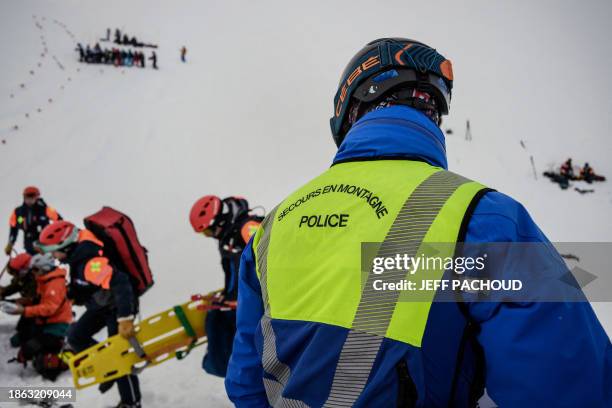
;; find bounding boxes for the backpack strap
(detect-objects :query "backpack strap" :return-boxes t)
[448,187,494,406]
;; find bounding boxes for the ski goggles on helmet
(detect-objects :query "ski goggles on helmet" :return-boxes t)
[37,227,79,253]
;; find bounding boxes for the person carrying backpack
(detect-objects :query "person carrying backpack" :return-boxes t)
[1,253,72,381]
[189,196,262,377]
[39,220,142,408]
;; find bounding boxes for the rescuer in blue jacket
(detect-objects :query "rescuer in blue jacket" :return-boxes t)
[225,38,611,407]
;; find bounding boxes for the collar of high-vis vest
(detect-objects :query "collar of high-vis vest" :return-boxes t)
[333,105,449,170]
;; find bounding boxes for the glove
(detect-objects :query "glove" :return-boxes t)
[117,318,136,339]
[15,297,34,306]
[0,301,24,315]
[4,242,12,255]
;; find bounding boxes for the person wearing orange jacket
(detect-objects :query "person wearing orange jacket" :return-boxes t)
[1,253,72,380]
[5,186,62,255]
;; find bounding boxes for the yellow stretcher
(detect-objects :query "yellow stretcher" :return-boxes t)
[68,292,221,389]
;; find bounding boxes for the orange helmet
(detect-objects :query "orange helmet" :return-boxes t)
[189,195,222,233]
[23,186,40,197]
[39,221,79,252]
[8,253,32,272]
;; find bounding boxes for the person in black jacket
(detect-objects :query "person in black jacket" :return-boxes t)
[39,221,141,408]
[189,195,263,377]
[5,186,62,255]
[0,253,37,349]
[0,253,37,302]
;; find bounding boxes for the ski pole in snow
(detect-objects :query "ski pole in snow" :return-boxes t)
[0,259,10,282]
[530,155,537,180]
[0,263,7,281]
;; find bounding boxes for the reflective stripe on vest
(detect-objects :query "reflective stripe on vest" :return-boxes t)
[252,160,487,406]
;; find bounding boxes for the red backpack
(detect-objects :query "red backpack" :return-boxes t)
[84,207,153,296]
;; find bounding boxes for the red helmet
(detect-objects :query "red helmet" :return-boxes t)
[39,221,79,252]
[23,186,40,197]
[9,253,32,272]
[189,195,222,233]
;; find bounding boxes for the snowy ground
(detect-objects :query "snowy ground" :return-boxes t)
[0,0,611,406]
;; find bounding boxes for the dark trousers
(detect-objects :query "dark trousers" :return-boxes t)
[23,331,65,381]
[24,235,37,254]
[67,305,141,404]
[202,309,236,377]
[20,327,63,360]
[12,316,36,347]
[16,319,65,380]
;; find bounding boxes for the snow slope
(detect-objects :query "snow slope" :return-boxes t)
[0,0,611,406]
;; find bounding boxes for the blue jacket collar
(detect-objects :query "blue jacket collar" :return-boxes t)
[333,105,448,169]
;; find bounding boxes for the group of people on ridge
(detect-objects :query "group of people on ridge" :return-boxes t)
[76,43,157,70]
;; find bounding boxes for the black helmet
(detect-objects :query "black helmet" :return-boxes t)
[330,38,454,146]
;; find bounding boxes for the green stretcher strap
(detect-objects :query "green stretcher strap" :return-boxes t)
[173,305,198,360]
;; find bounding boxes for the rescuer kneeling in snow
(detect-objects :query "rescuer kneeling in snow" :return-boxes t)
[0,253,38,348]
[1,253,72,381]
